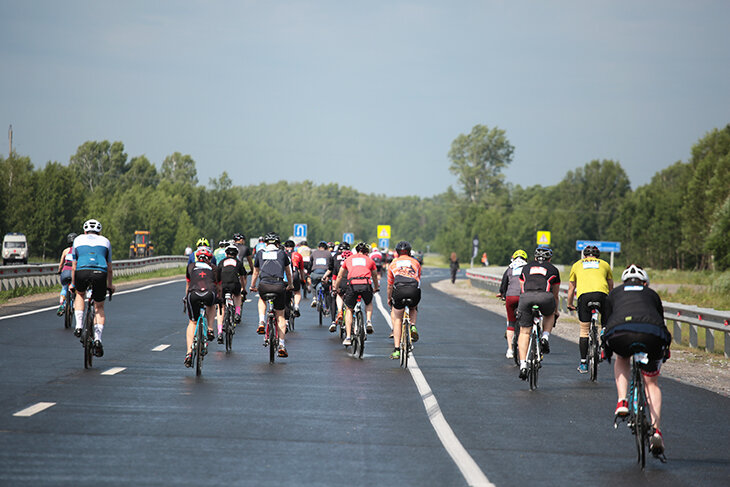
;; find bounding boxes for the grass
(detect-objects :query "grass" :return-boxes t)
[423,253,450,268]
[670,322,727,357]
[0,266,185,305]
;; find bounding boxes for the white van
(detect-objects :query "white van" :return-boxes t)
[2,233,28,265]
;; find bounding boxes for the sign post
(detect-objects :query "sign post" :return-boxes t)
[576,240,621,269]
[471,235,479,268]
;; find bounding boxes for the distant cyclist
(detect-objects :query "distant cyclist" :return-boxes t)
[337,242,379,346]
[232,233,254,274]
[567,245,614,373]
[370,245,384,281]
[517,245,560,380]
[213,240,228,264]
[297,240,312,290]
[56,232,77,316]
[309,241,333,308]
[71,219,115,358]
[387,241,421,360]
[215,244,247,343]
[188,237,217,266]
[603,264,671,457]
[325,242,350,332]
[283,240,304,318]
[497,249,528,359]
[184,247,219,367]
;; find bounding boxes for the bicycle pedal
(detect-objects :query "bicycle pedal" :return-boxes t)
[263,340,269,347]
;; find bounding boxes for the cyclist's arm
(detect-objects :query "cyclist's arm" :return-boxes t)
[71,259,77,287]
[249,268,260,291]
[566,280,576,308]
[57,248,68,273]
[336,265,346,283]
[246,255,254,274]
[387,283,393,305]
[607,277,614,292]
[551,282,560,316]
[371,268,379,292]
[285,267,293,290]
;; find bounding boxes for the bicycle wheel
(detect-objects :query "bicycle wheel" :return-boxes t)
[400,318,410,368]
[317,293,323,326]
[64,294,73,329]
[289,298,295,331]
[225,306,233,352]
[528,331,538,390]
[634,371,648,468]
[194,317,204,376]
[356,310,365,359]
[83,303,94,369]
[589,326,599,382]
[512,332,520,366]
[268,316,277,364]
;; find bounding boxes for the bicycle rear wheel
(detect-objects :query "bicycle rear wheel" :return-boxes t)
[268,316,277,364]
[633,370,648,468]
[400,319,410,368]
[224,306,233,352]
[317,295,323,326]
[83,304,94,369]
[356,310,365,358]
[589,327,599,382]
[528,332,538,390]
[196,316,206,376]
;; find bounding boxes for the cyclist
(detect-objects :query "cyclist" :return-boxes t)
[184,247,219,367]
[215,244,247,343]
[254,236,266,254]
[567,244,614,373]
[283,240,304,318]
[497,249,528,359]
[337,242,379,346]
[71,219,115,358]
[603,264,670,457]
[387,241,421,360]
[56,232,77,316]
[370,245,384,281]
[517,245,560,380]
[232,233,254,274]
[249,232,294,358]
[188,237,217,265]
[213,239,228,264]
[297,240,312,292]
[309,241,333,308]
[325,242,349,332]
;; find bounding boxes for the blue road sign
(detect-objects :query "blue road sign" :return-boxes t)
[379,238,390,249]
[343,233,354,244]
[576,240,621,253]
[293,224,307,238]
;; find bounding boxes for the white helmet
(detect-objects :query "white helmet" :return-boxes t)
[83,219,102,233]
[621,264,649,285]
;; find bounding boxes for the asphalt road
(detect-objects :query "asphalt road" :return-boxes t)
[0,268,728,486]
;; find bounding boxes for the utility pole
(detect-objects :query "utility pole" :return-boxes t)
[8,125,12,156]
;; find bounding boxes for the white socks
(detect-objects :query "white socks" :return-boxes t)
[94,324,104,341]
[541,331,550,340]
[74,310,84,329]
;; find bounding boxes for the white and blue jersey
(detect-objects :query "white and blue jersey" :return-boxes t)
[72,234,112,271]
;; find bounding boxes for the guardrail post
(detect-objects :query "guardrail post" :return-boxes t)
[705,329,715,353]
[671,320,682,345]
[725,332,730,359]
[689,324,698,348]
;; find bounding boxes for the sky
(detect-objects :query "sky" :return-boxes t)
[2,1,729,198]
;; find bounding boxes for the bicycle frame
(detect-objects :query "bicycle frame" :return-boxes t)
[526,306,543,390]
[192,306,208,376]
[261,294,279,363]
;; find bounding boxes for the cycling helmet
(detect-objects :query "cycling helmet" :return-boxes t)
[300,240,308,246]
[355,242,370,254]
[264,232,280,244]
[224,244,238,256]
[583,245,600,258]
[233,233,245,241]
[83,219,102,233]
[395,240,412,255]
[511,249,528,261]
[318,241,328,249]
[534,245,553,263]
[196,237,209,247]
[284,240,296,249]
[218,240,228,248]
[338,241,350,251]
[341,250,352,260]
[621,264,649,285]
[67,232,78,244]
[195,247,212,262]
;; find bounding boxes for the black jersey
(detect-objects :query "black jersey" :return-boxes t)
[234,243,251,262]
[310,249,333,272]
[254,245,290,284]
[186,261,218,293]
[216,256,245,286]
[520,261,561,292]
[603,283,668,340]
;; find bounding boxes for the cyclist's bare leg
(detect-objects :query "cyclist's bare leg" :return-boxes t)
[543,313,556,333]
[93,300,106,340]
[518,326,530,361]
[344,307,353,337]
[186,320,196,351]
[365,302,373,322]
[644,375,662,430]
[506,325,515,350]
[408,307,417,326]
[216,304,224,334]
[613,354,630,400]
[205,306,216,336]
[293,290,301,308]
[275,309,287,341]
[336,294,344,317]
[391,308,404,348]
[257,297,266,323]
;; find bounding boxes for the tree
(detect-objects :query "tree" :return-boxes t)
[69,141,128,192]
[161,152,198,185]
[448,124,514,203]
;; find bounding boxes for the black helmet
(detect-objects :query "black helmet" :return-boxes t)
[284,240,296,249]
[67,232,78,244]
[535,245,553,263]
[233,233,245,241]
[395,241,412,255]
[338,241,350,251]
[264,232,280,244]
[583,245,600,258]
[355,242,370,254]
[318,240,328,249]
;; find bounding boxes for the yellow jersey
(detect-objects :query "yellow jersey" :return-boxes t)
[568,258,612,297]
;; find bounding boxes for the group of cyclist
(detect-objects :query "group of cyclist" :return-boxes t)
[498,244,671,457]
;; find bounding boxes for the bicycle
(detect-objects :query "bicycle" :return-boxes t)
[80,288,112,369]
[614,346,666,468]
[285,291,296,332]
[316,280,330,326]
[587,301,602,382]
[261,293,280,364]
[348,295,366,359]
[399,299,415,369]
[63,288,75,330]
[525,305,544,391]
[221,292,235,352]
[190,300,211,376]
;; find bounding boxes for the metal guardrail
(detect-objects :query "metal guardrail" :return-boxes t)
[466,268,730,358]
[0,256,188,292]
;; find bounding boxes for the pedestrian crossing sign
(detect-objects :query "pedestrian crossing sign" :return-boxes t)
[537,231,551,245]
[377,225,391,239]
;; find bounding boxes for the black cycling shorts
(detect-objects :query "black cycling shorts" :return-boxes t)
[577,292,607,323]
[187,290,216,321]
[258,281,287,310]
[221,281,242,297]
[606,330,667,376]
[291,270,301,292]
[74,269,108,302]
[517,291,556,327]
[391,284,420,310]
[344,284,373,309]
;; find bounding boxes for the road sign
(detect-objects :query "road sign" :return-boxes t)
[576,240,621,253]
[343,233,354,244]
[379,238,390,249]
[293,223,307,238]
[377,225,391,239]
[537,231,551,245]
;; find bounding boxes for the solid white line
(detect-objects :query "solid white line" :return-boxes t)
[151,344,171,352]
[101,367,126,376]
[0,279,184,321]
[374,294,494,487]
[13,402,56,417]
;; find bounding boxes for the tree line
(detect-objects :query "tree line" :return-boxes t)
[0,124,728,270]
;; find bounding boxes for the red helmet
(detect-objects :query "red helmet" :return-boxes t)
[341,250,352,260]
[195,247,212,262]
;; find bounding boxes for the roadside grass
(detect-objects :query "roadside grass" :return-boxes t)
[670,324,727,357]
[423,254,450,268]
[0,266,185,305]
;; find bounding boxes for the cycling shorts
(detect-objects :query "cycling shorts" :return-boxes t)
[505,295,520,324]
[606,330,667,376]
[221,281,242,297]
[310,269,326,286]
[517,291,556,327]
[187,290,215,321]
[577,292,607,323]
[258,281,287,310]
[391,283,420,310]
[291,270,301,292]
[74,269,108,302]
[344,284,373,309]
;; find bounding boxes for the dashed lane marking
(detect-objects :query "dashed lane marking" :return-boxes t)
[13,402,56,417]
[152,344,171,351]
[101,367,126,376]
[374,294,494,487]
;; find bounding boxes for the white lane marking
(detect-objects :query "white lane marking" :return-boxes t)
[101,367,126,376]
[375,294,494,487]
[13,402,56,417]
[151,344,171,352]
[0,279,184,321]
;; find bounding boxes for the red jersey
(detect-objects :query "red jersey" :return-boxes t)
[342,253,376,285]
[289,250,304,273]
[387,255,421,287]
